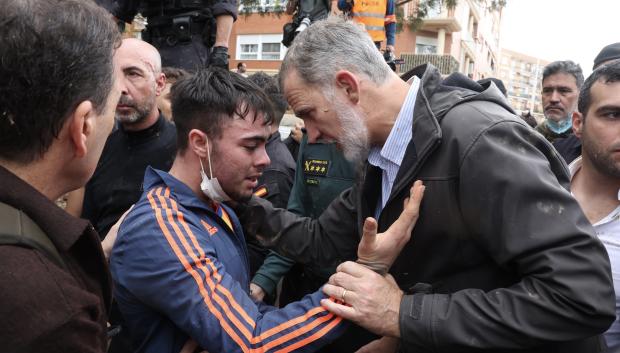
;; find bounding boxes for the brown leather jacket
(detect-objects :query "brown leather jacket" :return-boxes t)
[0,166,112,353]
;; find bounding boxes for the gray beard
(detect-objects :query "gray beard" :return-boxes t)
[116,95,156,126]
[334,99,369,166]
[116,111,146,124]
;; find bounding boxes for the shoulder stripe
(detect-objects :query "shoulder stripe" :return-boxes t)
[168,197,256,329]
[150,187,342,350]
[170,193,342,346]
[146,188,250,352]
[154,189,256,340]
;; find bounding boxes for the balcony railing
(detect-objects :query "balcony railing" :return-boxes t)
[400,53,460,75]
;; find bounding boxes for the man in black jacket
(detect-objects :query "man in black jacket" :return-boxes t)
[239,17,616,352]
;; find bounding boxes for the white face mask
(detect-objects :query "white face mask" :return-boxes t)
[199,136,231,203]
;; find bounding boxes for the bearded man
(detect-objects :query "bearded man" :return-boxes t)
[238,17,615,352]
[569,60,620,349]
[80,38,178,238]
[75,38,178,353]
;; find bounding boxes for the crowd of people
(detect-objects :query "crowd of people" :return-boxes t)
[1,1,620,353]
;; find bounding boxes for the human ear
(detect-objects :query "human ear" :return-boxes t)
[572,111,584,138]
[335,70,360,103]
[188,129,209,157]
[155,73,166,96]
[68,101,94,158]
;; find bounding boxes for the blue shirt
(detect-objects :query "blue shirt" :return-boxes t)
[110,167,345,353]
[368,76,420,218]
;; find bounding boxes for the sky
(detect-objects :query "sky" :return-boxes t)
[500,0,620,76]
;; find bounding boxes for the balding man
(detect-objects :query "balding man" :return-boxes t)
[81,38,177,239]
[78,39,177,351]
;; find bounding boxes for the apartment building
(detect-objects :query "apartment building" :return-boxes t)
[228,0,502,78]
[497,48,550,118]
[396,0,502,78]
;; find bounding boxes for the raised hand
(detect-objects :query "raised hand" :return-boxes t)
[356,180,425,274]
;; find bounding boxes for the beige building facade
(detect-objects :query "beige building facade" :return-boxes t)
[397,0,502,79]
[118,0,503,78]
[497,48,550,119]
[227,0,503,77]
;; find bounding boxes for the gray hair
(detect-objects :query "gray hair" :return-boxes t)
[279,16,392,91]
[542,60,584,89]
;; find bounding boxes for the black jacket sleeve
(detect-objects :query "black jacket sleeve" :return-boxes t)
[399,119,615,351]
[211,0,238,20]
[239,186,360,269]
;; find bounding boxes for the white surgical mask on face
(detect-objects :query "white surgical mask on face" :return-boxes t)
[199,136,231,203]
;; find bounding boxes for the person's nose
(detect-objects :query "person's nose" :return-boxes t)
[256,146,271,168]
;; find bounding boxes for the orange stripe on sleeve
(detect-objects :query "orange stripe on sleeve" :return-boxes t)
[255,306,327,341]
[274,316,344,353]
[170,197,339,345]
[155,190,255,341]
[257,312,338,352]
[146,188,251,352]
[169,197,257,330]
[153,187,343,351]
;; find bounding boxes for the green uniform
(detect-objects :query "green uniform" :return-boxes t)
[251,134,356,303]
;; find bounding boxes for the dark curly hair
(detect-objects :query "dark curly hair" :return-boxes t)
[171,68,275,152]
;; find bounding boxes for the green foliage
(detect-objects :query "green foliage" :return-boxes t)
[397,0,506,32]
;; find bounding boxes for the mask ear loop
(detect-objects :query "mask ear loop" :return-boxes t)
[206,136,214,179]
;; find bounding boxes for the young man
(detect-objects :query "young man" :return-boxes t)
[239,17,615,352]
[570,61,620,349]
[555,43,620,165]
[109,68,424,352]
[0,0,121,351]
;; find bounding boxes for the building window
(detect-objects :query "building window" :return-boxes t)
[416,44,437,54]
[415,36,438,55]
[240,44,259,60]
[236,34,287,61]
[261,42,281,60]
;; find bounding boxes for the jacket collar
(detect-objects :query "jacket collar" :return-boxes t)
[387,64,444,204]
[0,165,92,251]
[268,131,281,144]
[144,166,229,216]
[384,64,514,207]
[118,112,168,144]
